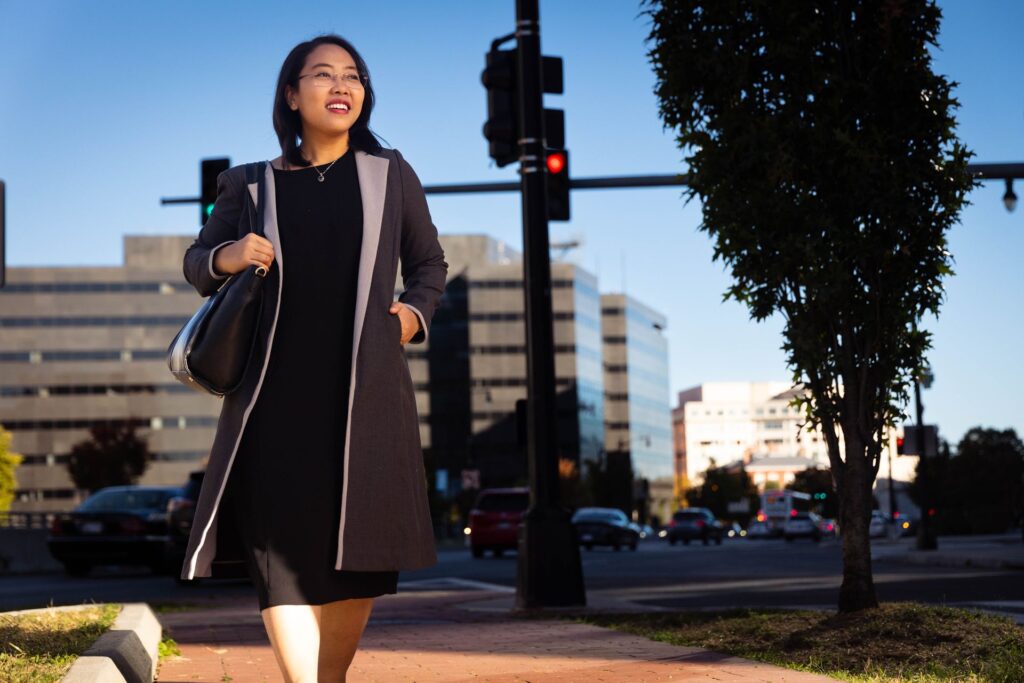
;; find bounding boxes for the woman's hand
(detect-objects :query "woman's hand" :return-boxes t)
[213,234,275,275]
[389,302,421,345]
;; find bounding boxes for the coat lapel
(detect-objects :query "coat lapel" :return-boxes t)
[337,149,389,568]
[248,162,282,270]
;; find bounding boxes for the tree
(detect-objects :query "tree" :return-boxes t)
[644,0,975,611]
[912,427,1024,534]
[791,466,839,518]
[0,425,23,513]
[685,464,759,522]
[66,421,153,493]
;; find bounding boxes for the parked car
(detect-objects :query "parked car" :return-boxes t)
[665,508,724,545]
[746,519,779,539]
[869,510,890,538]
[48,485,182,576]
[571,507,639,551]
[783,512,823,542]
[166,470,249,582]
[467,487,529,558]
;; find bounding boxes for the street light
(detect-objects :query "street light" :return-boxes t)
[1004,179,1017,213]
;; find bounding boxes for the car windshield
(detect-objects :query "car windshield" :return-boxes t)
[78,489,177,512]
[790,513,811,520]
[673,511,705,521]
[574,510,624,523]
[476,493,529,512]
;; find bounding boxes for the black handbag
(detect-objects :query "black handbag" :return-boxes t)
[167,161,269,396]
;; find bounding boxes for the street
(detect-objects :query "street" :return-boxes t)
[5,534,1021,623]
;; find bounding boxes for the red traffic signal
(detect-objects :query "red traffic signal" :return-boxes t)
[545,149,570,221]
[546,151,566,174]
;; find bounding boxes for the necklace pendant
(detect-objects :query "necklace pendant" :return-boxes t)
[317,175,325,182]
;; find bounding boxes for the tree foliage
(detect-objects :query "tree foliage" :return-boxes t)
[644,0,975,611]
[791,466,839,518]
[911,427,1024,533]
[0,425,23,513]
[685,464,759,521]
[66,422,152,493]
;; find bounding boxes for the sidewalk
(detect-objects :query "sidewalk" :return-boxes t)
[872,531,1024,571]
[155,586,840,682]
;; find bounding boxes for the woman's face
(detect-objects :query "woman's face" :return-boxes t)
[286,43,366,145]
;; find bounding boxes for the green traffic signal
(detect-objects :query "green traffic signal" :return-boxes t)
[200,157,230,226]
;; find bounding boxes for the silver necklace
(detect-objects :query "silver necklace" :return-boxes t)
[308,152,344,182]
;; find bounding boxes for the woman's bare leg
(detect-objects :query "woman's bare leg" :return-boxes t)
[261,604,322,683]
[317,598,375,682]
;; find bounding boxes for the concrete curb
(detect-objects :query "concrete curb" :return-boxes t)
[872,548,1024,573]
[62,603,161,683]
[874,551,1024,571]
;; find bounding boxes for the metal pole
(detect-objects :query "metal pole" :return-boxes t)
[513,0,585,610]
[914,379,937,550]
[888,438,896,532]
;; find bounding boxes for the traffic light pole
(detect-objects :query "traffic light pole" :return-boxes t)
[914,379,938,550]
[513,0,586,610]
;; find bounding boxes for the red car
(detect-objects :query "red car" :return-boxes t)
[467,488,529,558]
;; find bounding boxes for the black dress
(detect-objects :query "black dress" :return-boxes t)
[223,149,399,611]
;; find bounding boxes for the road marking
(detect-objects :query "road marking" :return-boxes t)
[398,577,515,593]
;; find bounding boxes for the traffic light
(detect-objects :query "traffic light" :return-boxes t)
[200,157,230,226]
[898,425,938,457]
[546,149,570,221]
[481,44,565,167]
[481,47,518,167]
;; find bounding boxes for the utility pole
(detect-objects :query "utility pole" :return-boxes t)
[512,0,586,609]
[915,376,938,550]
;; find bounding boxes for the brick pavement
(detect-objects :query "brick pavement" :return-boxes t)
[155,589,840,682]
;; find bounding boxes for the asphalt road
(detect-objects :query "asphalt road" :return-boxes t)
[2,535,1021,618]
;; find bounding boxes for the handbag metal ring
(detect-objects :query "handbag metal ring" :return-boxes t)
[255,265,268,277]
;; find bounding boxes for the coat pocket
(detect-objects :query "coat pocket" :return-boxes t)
[389,310,403,345]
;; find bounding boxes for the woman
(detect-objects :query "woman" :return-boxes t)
[179,34,447,682]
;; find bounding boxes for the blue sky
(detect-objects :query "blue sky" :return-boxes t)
[1,1,1021,445]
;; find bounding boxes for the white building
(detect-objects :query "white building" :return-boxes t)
[673,382,917,491]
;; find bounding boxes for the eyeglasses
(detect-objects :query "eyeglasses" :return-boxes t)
[297,70,367,89]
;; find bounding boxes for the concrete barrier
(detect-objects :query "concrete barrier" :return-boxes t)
[60,603,161,683]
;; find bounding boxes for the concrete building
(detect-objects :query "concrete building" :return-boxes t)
[1,231,672,518]
[1,235,223,511]
[672,381,917,493]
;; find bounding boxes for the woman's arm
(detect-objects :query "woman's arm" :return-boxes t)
[394,149,449,344]
[182,167,243,297]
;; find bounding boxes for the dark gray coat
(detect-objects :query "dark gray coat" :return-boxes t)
[179,147,447,580]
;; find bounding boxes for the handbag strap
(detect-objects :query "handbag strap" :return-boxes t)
[243,161,268,237]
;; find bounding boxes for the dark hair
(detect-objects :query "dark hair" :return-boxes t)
[273,34,386,166]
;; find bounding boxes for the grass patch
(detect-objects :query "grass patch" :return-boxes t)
[573,602,1024,682]
[0,603,121,683]
[158,635,181,660]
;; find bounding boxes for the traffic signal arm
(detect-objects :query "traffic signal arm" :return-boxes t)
[184,166,244,297]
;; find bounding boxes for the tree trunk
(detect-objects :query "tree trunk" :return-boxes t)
[837,433,879,612]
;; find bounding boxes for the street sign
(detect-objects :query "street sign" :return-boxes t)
[727,500,751,513]
[900,425,939,457]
